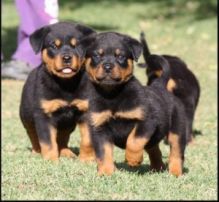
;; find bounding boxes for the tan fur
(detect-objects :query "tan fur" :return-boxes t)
[115,48,121,55]
[57,129,76,158]
[70,38,77,46]
[154,70,163,77]
[115,107,144,120]
[98,48,104,55]
[55,39,61,47]
[125,126,149,166]
[41,99,68,116]
[40,125,58,161]
[71,99,89,112]
[167,78,177,92]
[91,110,112,127]
[42,48,82,78]
[78,122,95,162]
[120,59,133,82]
[97,143,115,176]
[85,58,98,82]
[168,132,183,176]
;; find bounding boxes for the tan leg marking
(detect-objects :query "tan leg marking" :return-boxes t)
[125,126,149,167]
[97,143,116,176]
[146,144,165,171]
[57,129,76,158]
[40,125,59,161]
[78,122,95,162]
[168,132,183,176]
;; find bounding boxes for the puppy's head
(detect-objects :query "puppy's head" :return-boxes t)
[84,32,142,86]
[30,22,95,78]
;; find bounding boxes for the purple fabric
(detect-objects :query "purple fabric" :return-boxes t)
[12,0,59,68]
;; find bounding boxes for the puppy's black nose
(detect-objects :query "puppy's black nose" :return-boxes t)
[63,55,72,63]
[103,63,113,72]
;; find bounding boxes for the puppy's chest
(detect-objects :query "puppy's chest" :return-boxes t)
[40,92,88,119]
[90,101,145,128]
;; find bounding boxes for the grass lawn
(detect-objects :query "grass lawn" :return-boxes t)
[1,0,217,200]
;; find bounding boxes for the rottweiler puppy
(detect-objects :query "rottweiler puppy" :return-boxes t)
[82,32,188,176]
[139,32,200,143]
[19,22,96,161]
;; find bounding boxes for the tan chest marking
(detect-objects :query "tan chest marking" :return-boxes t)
[71,99,89,112]
[115,107,144,120]
[41,99,68,115]
[90,107,144,127]
[41,99,89,116]
[91,110,112,127]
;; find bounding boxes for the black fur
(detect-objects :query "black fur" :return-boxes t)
[19,21,95,160]
[82,32,188,176]
[139,31,200,143]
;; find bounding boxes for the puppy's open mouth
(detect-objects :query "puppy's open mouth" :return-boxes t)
[58,67,77,74]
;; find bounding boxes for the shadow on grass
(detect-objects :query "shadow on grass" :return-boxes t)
[27,146,80,156]
[116,161,189,175]
[69,147,80,156]
[116,162,152,175]
[2,27,18,61]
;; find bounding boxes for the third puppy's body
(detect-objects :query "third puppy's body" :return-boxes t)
[82,32,188,176]
[139,32,200,143]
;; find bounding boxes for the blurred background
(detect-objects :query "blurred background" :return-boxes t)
[2,0,217,63]
[1,1,218,200]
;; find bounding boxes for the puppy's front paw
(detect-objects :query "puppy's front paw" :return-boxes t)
[97,160,116,176]
[60,148,77,158]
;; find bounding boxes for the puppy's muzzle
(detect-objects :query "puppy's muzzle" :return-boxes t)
[103,63,114,73]
[63,55,72,65]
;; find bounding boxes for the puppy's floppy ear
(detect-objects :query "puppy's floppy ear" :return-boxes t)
[78,32,97,58]
[124,36,142,62]
[29,26,50,54]
[76,23,96,36]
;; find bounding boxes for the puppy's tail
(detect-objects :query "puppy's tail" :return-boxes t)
[137,31,151,68]
[147,54,170,88]
[140,31,151,63]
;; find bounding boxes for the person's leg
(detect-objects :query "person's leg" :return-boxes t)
[12,0,59,67]
[2,0,58,80]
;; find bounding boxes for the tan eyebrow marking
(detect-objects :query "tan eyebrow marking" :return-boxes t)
[55,39,62,47]
[98,48,104,55]
[115,48,121,55]
[70,38,77,46]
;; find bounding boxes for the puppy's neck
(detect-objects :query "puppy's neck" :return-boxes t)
[93,83,125,99]
[43,67,84,92]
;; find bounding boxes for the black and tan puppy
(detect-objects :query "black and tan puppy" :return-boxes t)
[82,32,188,176]
[19,22,95,161]
[139,32,200,143]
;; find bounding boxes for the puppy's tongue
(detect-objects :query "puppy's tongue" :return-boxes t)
[62,68,73,74]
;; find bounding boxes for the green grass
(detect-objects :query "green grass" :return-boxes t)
[1,0,217,200]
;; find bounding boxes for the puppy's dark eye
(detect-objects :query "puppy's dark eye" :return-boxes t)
[50,43,58,50]
[92,54,101,60]
[70,44,76,48]
[117,55,126,63]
